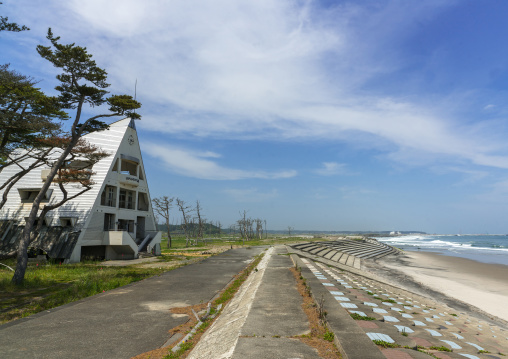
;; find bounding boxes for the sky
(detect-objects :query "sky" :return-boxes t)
[2,0,508,234]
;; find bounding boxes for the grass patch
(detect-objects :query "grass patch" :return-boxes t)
[373,340,399,348]
[429,346,451,352]
[323,330,334,342]
[350,313,376,321]
[0,260,174,324]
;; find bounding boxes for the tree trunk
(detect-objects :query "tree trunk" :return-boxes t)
[166,218,172,248]
[12,137,78,285]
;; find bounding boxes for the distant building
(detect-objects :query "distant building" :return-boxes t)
[0,118,161,262]
[389,231,401,236]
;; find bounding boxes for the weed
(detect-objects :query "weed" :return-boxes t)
[429,346,451,352]
[350,313,376,321]
[450,313,457,317]
[478,350,491,354]
[323,330,334,342]
[373,340,399,348]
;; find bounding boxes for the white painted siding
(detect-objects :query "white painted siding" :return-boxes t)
[0,118,161,262]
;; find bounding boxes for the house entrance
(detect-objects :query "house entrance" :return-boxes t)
[136,216,145,240]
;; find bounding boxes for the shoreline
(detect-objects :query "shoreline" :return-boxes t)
[363,249,508,328]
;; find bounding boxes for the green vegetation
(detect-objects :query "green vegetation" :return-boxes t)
[0,257,180,324]
[373,340,399,348]
[162,253,264,359]
[158,233,327,251]
[214,253,263,306]
[323,330,335,342]
[429,346,451,352]
[350,313,376,321]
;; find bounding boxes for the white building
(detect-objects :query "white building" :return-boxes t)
[0,118,161,262]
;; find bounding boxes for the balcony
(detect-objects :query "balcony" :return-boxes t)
[117,173,139,187]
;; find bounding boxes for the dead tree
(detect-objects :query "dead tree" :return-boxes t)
[176,198,193,247]
[152,196,174,248]
[195,200,204,241]
[288,226,293,236]
[255,219,263,240]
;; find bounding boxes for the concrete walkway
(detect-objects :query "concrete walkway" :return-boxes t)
[0,247,264,359]
[188,245,321,359]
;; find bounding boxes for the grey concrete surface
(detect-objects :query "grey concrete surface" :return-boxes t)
[0,247,264,359]
[239,248,309,337]
[290,253,386,359]
[232,337,321,359]
[188,245,321,359]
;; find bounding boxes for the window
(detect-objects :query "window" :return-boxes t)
[100,186,117,207]
[118,219,134,233]
[120,160,137,176]
[137,192,149,211]
[18,188,53,203]
[59,217,77,227]
[104,213,115,231]
[119,189,136,209]
[112,158,119,172]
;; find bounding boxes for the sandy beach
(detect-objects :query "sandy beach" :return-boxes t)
[364,250,508,327]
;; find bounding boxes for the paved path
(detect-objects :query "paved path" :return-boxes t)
[188,245,321,359]
[0,247,264,359]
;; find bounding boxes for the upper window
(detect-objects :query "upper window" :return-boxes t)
[100,186,117,207]
[18,188,53,203]
[119,189,136,209]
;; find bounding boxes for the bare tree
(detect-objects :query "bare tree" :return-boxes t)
[152,196,174,248]
[255,219,263,240]
[264,219,267,239]
[288,226,293,236]
[195,200,204,241]
[176,198,193,247]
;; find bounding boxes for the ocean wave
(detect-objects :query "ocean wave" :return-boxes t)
[374,235,508,253]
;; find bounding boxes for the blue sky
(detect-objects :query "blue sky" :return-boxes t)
[2,0,508,234]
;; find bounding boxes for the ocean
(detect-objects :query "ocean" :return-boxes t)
[374,234,508,266]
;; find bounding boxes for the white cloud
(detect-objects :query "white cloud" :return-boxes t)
[222,188,278,202]
[11,0,508,170]
[315,162,348,176]
[144,143,297,180]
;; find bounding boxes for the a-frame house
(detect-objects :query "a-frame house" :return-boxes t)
[0,118,161,262]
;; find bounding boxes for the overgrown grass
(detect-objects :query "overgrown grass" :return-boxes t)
[429,346,451,352]
[159,235,329,252]
[350,313,376,321]
[0,260,170,324]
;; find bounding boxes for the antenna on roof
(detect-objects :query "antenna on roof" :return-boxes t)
[133,78,140,121]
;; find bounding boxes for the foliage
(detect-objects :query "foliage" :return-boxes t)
[0,260,167,323]
[0,64,66,166]
[373,340,399,348]
[429,346,451,352]
[12,28,142,285]
[0,2,29,32]
[323,330,335,342]
[350,313,376,320]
